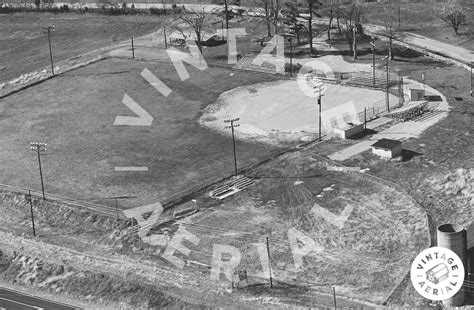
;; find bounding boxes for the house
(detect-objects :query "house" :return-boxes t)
[371,139,402,159]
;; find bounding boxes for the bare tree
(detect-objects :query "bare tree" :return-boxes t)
[321,0,338,40]
[246,0,274,38]
[339,2,362,59]
[282,2,306,44]
[178,8,210,53]
[437,0,467,35]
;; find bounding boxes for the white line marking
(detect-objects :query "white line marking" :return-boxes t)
[114,167,149,172]
[114,94,153,126]
[141,69,172,97]
[0,297,43,309]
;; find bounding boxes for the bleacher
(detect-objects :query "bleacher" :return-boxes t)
[209,176,255,200]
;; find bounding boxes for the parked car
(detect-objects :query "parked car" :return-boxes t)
[201,35,227,47]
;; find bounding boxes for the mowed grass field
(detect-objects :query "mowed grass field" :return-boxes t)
[0,12,168,83]
[0,57,284,207]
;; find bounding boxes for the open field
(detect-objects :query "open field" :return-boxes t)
[0,57,285,207]
[0,12,169,84]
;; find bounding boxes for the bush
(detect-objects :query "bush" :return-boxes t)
[285,62,302,74]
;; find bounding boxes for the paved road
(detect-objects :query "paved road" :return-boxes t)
[365,24,473,65]
[0,287,78,310]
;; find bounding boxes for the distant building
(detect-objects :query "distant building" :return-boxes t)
[371,138,402,159]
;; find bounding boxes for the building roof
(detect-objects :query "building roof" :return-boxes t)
[371,138,402,150]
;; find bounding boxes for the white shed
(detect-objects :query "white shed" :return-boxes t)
[371,139,402,159]
[404,85,425,101]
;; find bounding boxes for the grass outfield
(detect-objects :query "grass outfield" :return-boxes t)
[0,12,168,83]
[0,57,285,207]
[183,149,429,305]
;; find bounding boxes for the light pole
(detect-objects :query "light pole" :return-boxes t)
[382,56,390,112]
[224,118,240,176]
[313,83,325,141]
[30,142,47,200]
[43,25,55,76]
[370,37,376,87]
[284,32,295,76]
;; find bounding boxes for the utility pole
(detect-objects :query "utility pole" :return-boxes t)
[289,36,293,76]
[43,25,55,76]
[30,142,47,200]
[398,5,401,29]
[422,72,425,91]
[364,107,367,130]
[131,36,135,59]
[266,237,273,288]
[224,118,240,176]
[333,286,337,309]
[470,61,473,97]
[164,26,168,49]
[370,37,376,87]
[28,190,36,237]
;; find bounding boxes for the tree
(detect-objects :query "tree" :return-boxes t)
[247,0,277,38]
[321,0,338,40]
[306,0,322,55]
[437,0,467,35]
[339,2,362,60]
[282,2,306,43]
[178,8,211,53]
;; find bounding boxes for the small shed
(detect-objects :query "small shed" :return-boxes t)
[371,138,402,159]
[405,85,425,101]
[333,122,364,139]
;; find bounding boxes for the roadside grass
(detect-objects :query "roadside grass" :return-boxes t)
[0,57,285,207]
[0,12,169,83]
[361,2,474,50]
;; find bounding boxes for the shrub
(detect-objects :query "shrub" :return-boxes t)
[285,62,302,74]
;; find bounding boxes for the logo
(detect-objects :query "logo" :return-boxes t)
[410,246,464,301]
